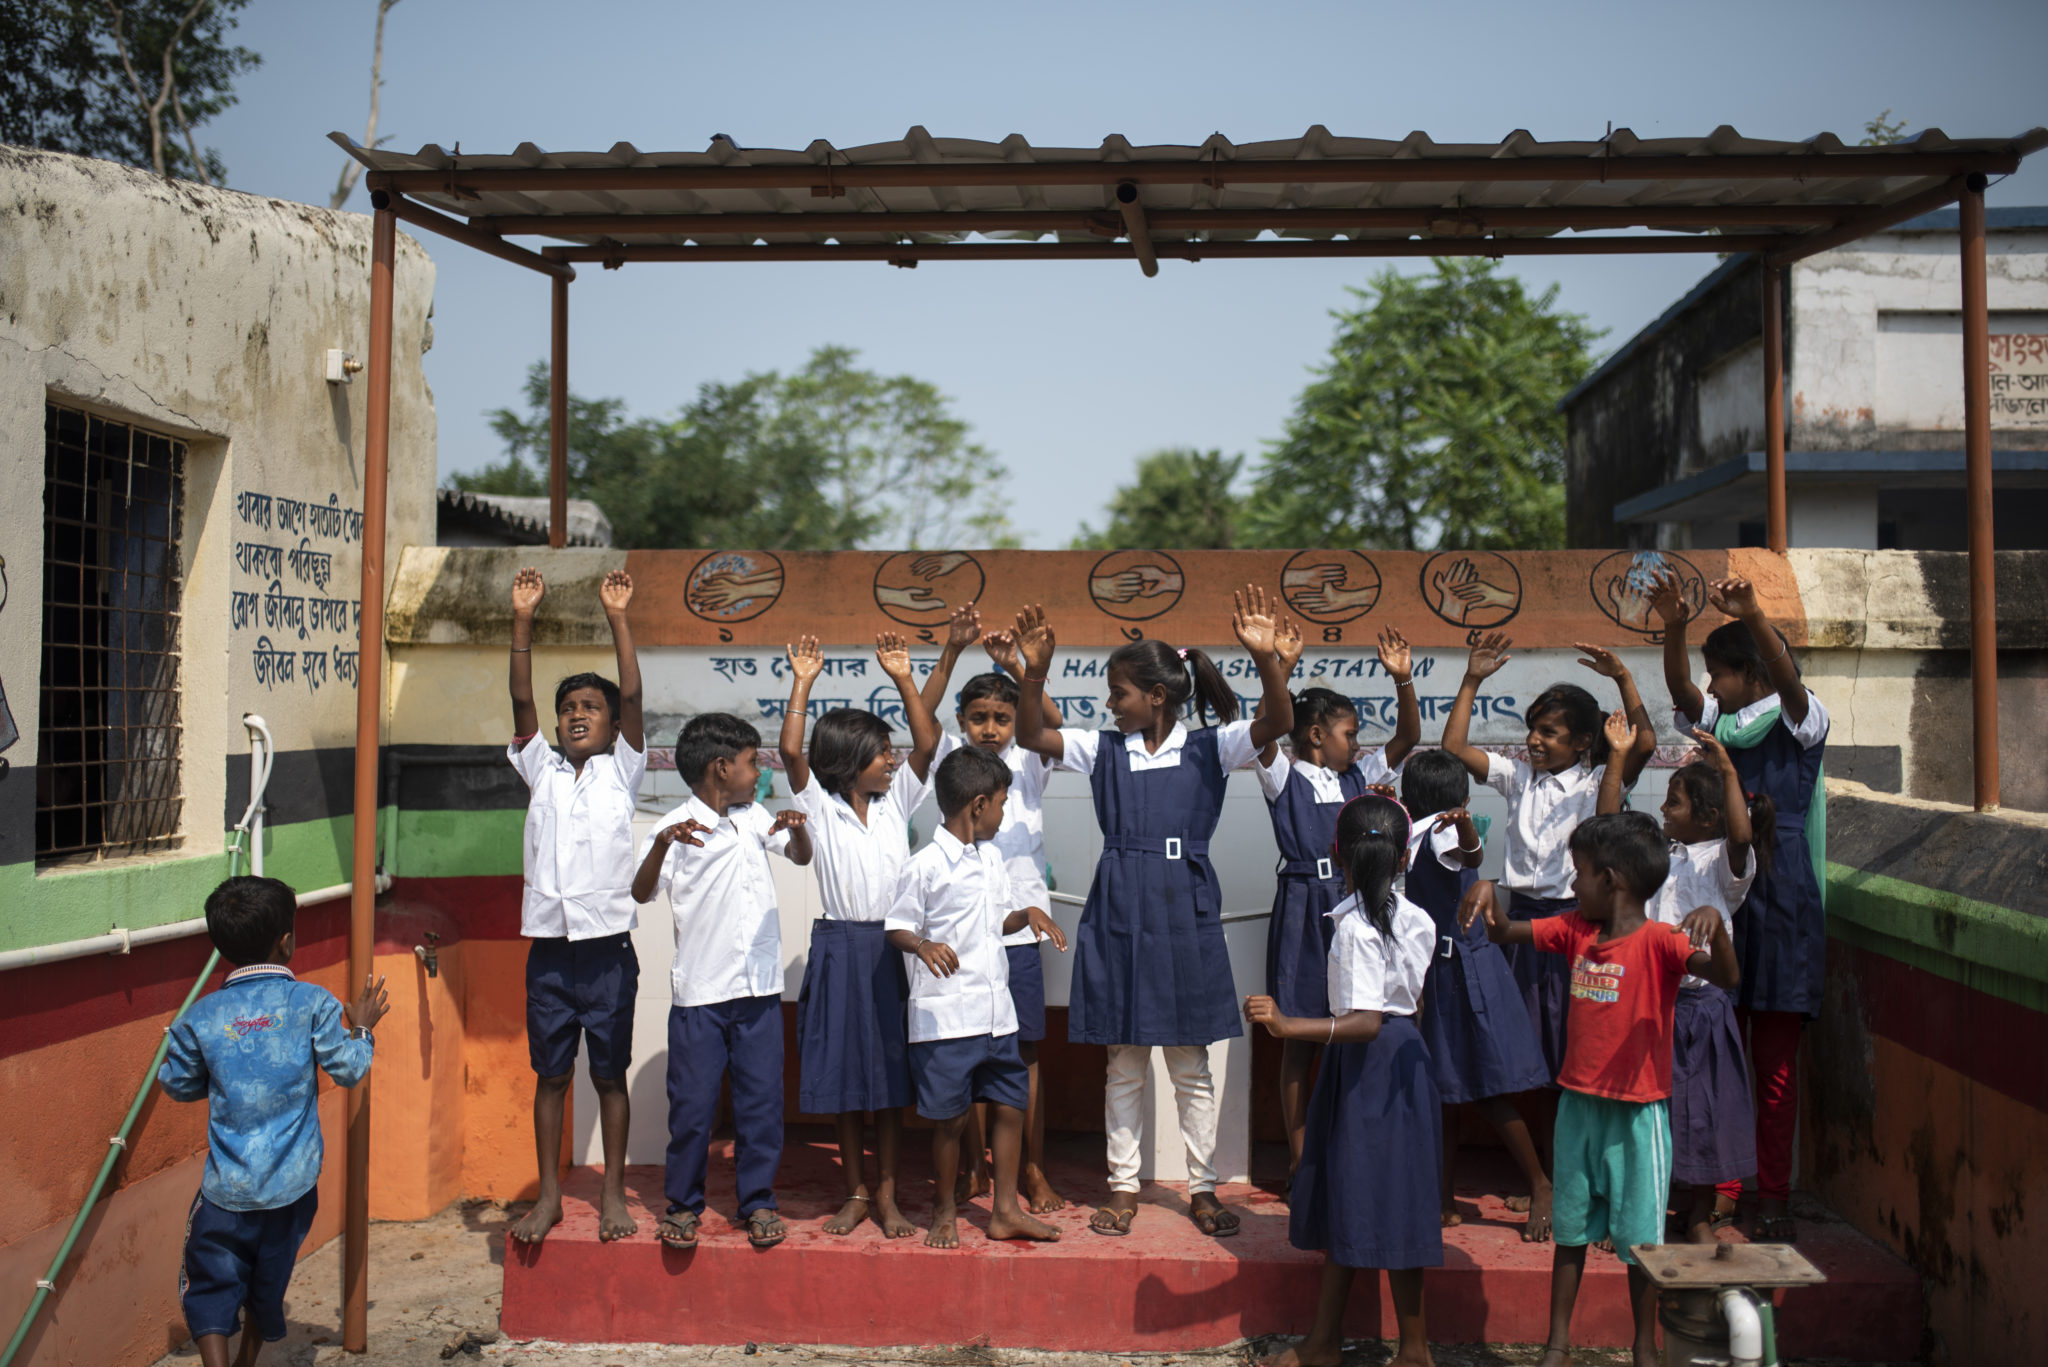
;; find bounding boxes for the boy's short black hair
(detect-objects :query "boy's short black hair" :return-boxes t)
[205,876,298,966]
[1400,748,1470,820]
[554,672,621,723]
[809,708,892,799]
[676,712,762,786]
[957,671,1020,711]
[1568,812,1670,899]
[934,745,1012,817]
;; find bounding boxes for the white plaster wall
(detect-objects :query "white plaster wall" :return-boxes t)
[1696,336,1763,463]
[0,148,435,876]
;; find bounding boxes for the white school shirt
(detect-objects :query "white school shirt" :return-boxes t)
[1325,890,1437,1017]
[1649,837,1757,991]
[1253,746,1399,805]
[883,828,1022,1043]
[934,733,1056,946]
[508,733,647,940]
[1402,819,1470,878]
[1681,689,1830,751]
[636,795,795,1008]
[1483,753,1615,901]
[1054,718,1261,778]
[789,760,932,923]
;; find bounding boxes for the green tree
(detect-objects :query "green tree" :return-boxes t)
[0,1,259,184]
[1243,258,1599,551]
[458,347,1016,550]
[1073,449,1243,549]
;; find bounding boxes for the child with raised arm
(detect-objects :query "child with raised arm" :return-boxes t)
[161,877,388,1367]
[506,567,645,1246]
[1401,747,1553,1239]
[920,603,1070,1213]
[885,745,1069,1248]
[1011,586,1294,1239]
[1439,632,1656,1098]
[1255,620,1420,1191]
[780,631,941,1239]
[1649,569,1823,1244]
[1244,794,1443,1367]
[633,714,812,1250]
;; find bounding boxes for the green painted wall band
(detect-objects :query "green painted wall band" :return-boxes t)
[1825,861,2048,1012]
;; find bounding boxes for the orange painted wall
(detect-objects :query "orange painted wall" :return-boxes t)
[459,938,573,1201]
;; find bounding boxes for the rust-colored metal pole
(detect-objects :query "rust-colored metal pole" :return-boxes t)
[344,202,396,1353]
[549,275,568,549]
[1115,182,1159,278]
[1762,262,1787,554]
[1960,175,2000,811]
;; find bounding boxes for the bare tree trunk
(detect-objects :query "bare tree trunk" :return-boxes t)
[169,80,208,186]
[332,0,402,210]
[104,0,215,181]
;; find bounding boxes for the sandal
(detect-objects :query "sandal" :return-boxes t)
[746,1209,787,1249]
[1754,1213,1798,1242]
[1089,1205,1135,1236]
[658,1209,699,1248]
[1191,1200,1242,1239]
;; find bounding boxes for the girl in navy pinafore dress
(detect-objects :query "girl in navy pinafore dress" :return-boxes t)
[778,632,941,1241]
[1400,747,1556,1239]
[1256,622,1420,1186]
[1011,587,1295,1240]
[1651,569,1826,1243]
[1441,633,1657,1090]
[1246,793,1442,1367]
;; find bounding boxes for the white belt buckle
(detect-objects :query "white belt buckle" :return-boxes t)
[1441,935,1456,959]
[1316,857,1333,880]
[1164,837,1183,860]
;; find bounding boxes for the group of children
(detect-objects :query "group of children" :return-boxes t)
[160,561,1826,1367]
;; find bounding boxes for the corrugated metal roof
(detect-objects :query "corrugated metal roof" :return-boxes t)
[331,125,2048,251]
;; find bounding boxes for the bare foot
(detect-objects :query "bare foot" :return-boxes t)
[1593,1236,1616,1255]
[598,1187,638,1242]
[509,1194,563,1245]
[1022,1164,1066,1214]
[823,1192,870,1236]
[1441,1205,1464,1227]
[1536,1349,1572,1367]
[926,1199,959,1249]
[1390,1346,1435,1367]
[987,1206,1061,1242]
[875,1191,917,1239]
[1256,1340,1343,1367]
[956,1162,992,1204]
[1504,1192,1532,1213]
[1522,1181,1554,1243]
[1633,1345,1659,1367]
[1687,1216,1717,1245]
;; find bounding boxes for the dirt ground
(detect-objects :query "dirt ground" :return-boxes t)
[145,1201,1909,1367]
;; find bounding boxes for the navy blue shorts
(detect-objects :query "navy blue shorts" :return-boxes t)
[179,1185,319,1342]
[526,933,638,1078]
[908,1032,1029,1120]
[1005,942,1047,1043]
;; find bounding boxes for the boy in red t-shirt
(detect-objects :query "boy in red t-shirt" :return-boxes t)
[1463,811,1738,1367]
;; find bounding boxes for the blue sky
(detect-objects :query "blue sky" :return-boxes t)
[205,0,2048,547]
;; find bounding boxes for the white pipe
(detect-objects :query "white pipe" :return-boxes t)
[239,714,274,878]
[1719,1287,1764,1367]
[0,877,393,973]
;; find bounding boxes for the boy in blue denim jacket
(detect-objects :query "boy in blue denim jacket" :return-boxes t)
[159,877,389,1367]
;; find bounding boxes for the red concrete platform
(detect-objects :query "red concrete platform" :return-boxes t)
[501,1128,1920,1356]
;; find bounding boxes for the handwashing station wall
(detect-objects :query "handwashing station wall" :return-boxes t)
[0,149,437,1367]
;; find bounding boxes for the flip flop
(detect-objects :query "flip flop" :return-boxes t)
[746,1209,787,1249]
[1089,1205,1135,1236]
[658,1209,699,1249]
[1191,1203,1242,1238]
[1754,1214,1797,1242]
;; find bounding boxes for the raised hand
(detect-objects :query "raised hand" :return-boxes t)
[982,629,1023,675]
[1232,583,1282,656]
[769,810,807,836]
[1431,806,1472,833]
[786,635,824,686]
[1707,577,1760,620]
[1602,709,1635,756]
[1688,726,1736,775]
[1574,642,1627,680]
[1014,605,1056,678]
[347,972,391,1032]
[1375,624,1412,683]
[1274,616,1305,675]
[511,567,545,616]
[944,602,982,649]
[875,631,914,681]
[599,569,633,615]
[1646,566,1691,628]
[1464,631,1514,681]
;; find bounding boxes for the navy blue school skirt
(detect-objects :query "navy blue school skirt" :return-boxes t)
[1289,1015,1444,1270]
[1266,864,1343,1018]
[1006,941,1048,1043]
[1504,892,1575,1086]
[1670,984,1757,1186]
[795,920,912,1114]
[1421,935,1551,1105]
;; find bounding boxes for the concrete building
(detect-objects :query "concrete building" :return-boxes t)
[1564,207,2048,550]
[435,487,613,547]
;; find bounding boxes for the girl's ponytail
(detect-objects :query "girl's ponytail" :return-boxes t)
[1747,788,1779,874]
[1104,639,1240,724]
[1334,793,1410,939]
[1182,646,1239,724]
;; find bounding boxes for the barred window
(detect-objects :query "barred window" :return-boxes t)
[37,403,185,863]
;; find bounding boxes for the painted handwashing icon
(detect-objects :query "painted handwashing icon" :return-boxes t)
[873,551,986,627]
[1591,550,1707,638]
[1281,550,1382,624]
[1087,550,1185,622]
[1420,551,1521,629]
[685,551,786,623]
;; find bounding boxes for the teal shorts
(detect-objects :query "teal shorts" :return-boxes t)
[1552,1089,1671,1266]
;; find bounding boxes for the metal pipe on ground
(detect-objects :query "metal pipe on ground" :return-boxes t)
[1959,175,2000,811]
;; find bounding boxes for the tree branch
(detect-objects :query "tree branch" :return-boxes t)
[104,0,215,179]
[169,77,208,185]
[332,0,401,210]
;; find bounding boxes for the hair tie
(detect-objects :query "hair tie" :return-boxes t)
[1176,646,1188,661]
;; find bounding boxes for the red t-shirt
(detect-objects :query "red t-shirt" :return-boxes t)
[1532,914,1699,1103]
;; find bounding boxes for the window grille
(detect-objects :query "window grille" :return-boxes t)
[36,403,185,863]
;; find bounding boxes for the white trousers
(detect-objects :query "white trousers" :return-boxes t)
[1104,1043,1219,1194]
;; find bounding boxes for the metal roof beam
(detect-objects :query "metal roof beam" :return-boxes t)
[374,191,575,279]
[1764,175,1968,265]
[366,147,2027,197]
